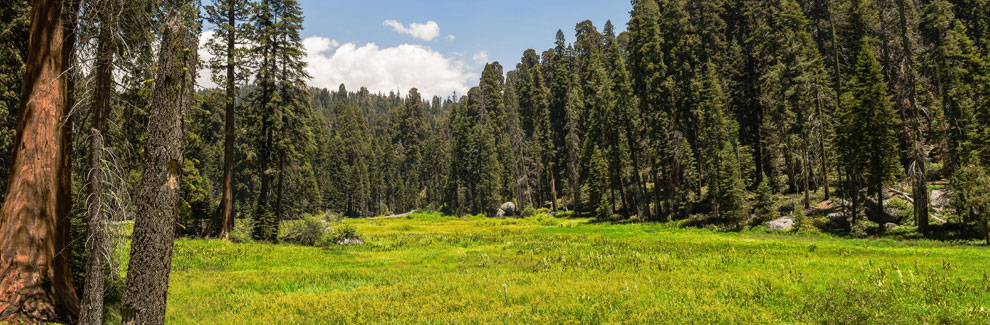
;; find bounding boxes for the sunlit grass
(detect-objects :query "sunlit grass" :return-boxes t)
[161,213,990,323]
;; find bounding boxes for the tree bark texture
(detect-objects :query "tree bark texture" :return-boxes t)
[120,10,196,325]
[0,0,80,322]
[79,4,116,323]
[218,1,236,241]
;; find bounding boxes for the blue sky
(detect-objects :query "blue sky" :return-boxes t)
[200,1,632,97]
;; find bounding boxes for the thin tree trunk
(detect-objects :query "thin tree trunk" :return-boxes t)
[79,6,115,323]
[803,147,811,209]
[0,0,80,322]
[815,81,830,200]
[120,11,196,325]
[895,0,929,236]
[217,0,237,241]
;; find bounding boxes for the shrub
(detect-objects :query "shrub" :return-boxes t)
[281,214,327,246]
[229,217,254,243]
[321,224,363,245]
[851,220,879,238]
[886,198,913,223]
[885,225,923,240]
[520,205,537,218]
[556,210,575,219]
[751,178,777,225]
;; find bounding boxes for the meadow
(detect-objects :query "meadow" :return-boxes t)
[158,213,990,324]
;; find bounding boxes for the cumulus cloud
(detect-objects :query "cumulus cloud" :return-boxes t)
[447,34,456,41]
[304,36,476,98]
[197,30,217,89]
[383,19,440,41]
[472,51,489,66]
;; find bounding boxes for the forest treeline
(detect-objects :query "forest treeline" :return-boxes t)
[0,0,989,322]
[2,0,990,240]
[192,0,989,239]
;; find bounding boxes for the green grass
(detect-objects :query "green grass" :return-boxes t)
[160,213,990,324]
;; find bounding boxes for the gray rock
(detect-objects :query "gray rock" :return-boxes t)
[498,202,516,217]
[931,189,950,212]
[884,222,898,230]
[826,212,845,221]
[767,217,794,231]
[336,237,364,245]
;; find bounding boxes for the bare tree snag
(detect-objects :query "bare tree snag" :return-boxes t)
[79,2,116,323]
[120,10,196,325]
[0,0,81,322]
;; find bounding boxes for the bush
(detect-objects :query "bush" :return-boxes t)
[229,217,254,243]
[281,214,327,246]
[520,205,537,218]
[320,224,363,246]
[750,178,777,226]
[886,198,913,223]
[851,220,879,238]
[556,210,575,219]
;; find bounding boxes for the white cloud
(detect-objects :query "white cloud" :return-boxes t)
[447,34,456,41]
[472,51,489,66]
[197,30,217,89]
[383,19,440,41]
[304,36,476,98]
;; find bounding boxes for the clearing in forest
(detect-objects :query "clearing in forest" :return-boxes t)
[162,213,990,323]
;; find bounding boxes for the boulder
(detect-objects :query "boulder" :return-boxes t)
[497,202,516,217]
[767,217,794,231]
[884,222,898,230]
[336,237,365,245]
[931,189,950,212]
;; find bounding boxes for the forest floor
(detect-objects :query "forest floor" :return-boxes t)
[151,212,989,324]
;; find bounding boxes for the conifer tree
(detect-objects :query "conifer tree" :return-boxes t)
[836,39,900,224]
[627,0,667,219]
[921,0,986,174]
[696,61,746,221]
[204,0,251,240]
[247,0,316,240]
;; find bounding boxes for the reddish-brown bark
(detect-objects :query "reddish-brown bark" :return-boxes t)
[0,0,80,323]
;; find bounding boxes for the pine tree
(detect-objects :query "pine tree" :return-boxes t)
[605,21,649,218]
[587,145,612,219]
[204,0,252,240]
[627,0,667,220]
[696,61,746,222]
[515,50,552,208]
[836,39,900,224]
[921,0,986,174]
[247,0,316,240]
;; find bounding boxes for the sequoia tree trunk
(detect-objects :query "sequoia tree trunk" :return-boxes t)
[79,5,115,323]
[217,1,237,241]
[0,0,81,322]
[120,10,196,325]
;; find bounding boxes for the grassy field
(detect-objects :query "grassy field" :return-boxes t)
[158,213,990,324]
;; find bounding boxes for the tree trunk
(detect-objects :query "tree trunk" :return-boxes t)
[120,11,196,325]
[217,1,237,241]
[895,0,929,236]
[79,7,115,323]
[0,0,80,322]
